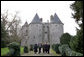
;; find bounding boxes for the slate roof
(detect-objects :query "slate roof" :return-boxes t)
[25,21,28,25]
[51,13,63,24]
[23,21,28,27]
[31,13,41,23]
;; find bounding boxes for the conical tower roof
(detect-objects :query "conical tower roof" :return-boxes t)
[25,21,28,25]
[51,13,63,24]
[23,21,28,27]
[21,21,28,30]
[31,13,41,23]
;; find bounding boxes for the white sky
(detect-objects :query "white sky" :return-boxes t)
[1,1,79,36]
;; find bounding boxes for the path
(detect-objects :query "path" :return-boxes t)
[21,49,61,56]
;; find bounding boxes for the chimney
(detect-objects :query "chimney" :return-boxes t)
[40,18,42,22]
[50,15,54,22]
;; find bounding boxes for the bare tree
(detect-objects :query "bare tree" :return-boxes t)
[1,10,22,43]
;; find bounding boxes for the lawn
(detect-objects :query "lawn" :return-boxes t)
[1,47,9,56]
[1,47,24,56]
[21,48,61,56]
[20,46,24,54]
[50,49,61,56]
[1,47,61,56]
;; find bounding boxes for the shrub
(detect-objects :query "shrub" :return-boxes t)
[30,45,33,51]
[70,35,83,53]
[75,52,83,56]
[71,51,76,56]
[8,42,20,56]
[60,33,72,46]
[24,46,28,53]
[65,46,73,56]
[52,44,55,51]
[69,36,80,52]
[58,44,68,56]
[58,44,83,56]
[52,44,60,54]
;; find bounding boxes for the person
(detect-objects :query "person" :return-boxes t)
[45,42,48,53]
[42,43,47,53]
[34,44,38,54]
[38,43,42,54]
[42,43,45,53]
[47,43,50,54]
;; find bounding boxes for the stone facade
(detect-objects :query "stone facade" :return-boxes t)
[21,13,64,46]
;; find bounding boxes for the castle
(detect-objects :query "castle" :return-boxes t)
[20,13,64,46]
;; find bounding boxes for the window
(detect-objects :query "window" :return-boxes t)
[45,32,47,33]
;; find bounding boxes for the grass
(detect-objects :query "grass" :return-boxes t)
[50,49,61,56]
[1,47,9,56]
[1,47,61,56]
[1,47,24,56]
[20,46,24,54]
[22,48,61,56]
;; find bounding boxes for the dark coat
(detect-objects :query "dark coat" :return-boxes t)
[47,44,50,50]
[34,44,38,52]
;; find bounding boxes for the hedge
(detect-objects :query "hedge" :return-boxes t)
[30,45,34,51]
[8,42,20,56]
[24,46,29,53]
[58,44,83,56]
[52,44,60,54]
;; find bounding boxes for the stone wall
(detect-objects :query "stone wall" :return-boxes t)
[21,23,63,46]
[49,23,63,44]
[28,23,43,45]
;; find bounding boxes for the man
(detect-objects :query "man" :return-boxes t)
[42,43,45,53]
[45,42,48,53]
[38,43,42,54]
[42,43,46,53]
[47,43,50,54]
[34,44,38,54]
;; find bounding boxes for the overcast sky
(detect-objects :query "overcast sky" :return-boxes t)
[1,1,79,36]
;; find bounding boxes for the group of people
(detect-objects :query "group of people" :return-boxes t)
[33,42,50,54]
